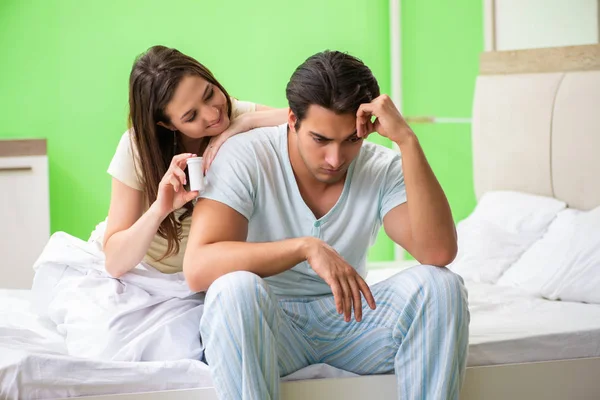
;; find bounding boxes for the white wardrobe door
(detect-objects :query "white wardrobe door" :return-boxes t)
[0,155,50,289]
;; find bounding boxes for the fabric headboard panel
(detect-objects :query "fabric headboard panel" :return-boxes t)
[472,45,600,211]
[552,71,600,210]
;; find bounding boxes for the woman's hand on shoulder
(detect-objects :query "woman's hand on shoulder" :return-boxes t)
[203,114,251,172]
[203,106,288,172]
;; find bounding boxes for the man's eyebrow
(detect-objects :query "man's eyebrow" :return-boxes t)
[310,131,332,140]
[309,130,358,140]
[344,130,359,140]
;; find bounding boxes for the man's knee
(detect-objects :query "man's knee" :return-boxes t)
[416,265,468,324]
[421,265,465,293]
[388,265,467,309]
[200,271,277,341]
[204,271,269,308]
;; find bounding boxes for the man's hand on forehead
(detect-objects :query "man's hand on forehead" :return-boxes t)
[356,94,414,146]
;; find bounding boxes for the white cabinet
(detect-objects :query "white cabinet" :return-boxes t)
[0,140,50,289]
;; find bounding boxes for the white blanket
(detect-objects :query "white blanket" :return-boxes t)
[0,287,355,399]
[31,232,206,362]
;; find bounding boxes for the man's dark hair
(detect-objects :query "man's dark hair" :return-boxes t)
[286,50,380,130]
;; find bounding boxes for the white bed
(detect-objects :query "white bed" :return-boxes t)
[3,274,600,399]
[2,44,600,399]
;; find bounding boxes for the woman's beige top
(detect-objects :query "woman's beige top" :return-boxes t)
[107,99,256,273]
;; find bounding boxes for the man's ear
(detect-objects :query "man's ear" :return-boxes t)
[288,109,298,133]
[157,121,176,131]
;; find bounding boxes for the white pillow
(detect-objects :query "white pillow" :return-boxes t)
[498,206,600,304]
[448,191,566,283]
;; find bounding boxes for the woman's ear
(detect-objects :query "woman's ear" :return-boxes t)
[157,121,176,131]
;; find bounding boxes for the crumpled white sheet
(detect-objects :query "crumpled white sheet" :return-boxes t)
[0,230,361,399]
[0,286,356,399]
[31,231,205,362]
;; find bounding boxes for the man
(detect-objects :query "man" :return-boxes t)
[183,50,469,400]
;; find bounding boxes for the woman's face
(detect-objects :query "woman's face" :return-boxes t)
[161,75,229,139]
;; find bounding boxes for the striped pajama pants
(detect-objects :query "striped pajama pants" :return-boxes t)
[199,265,469,400]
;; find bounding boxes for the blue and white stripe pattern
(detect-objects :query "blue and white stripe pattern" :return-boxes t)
[200,265,469,400]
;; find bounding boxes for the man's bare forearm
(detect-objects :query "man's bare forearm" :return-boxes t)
[183,238,314,292]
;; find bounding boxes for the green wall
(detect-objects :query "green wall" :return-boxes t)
[0,0,483,262]
[400,0,483,260]
[0,0,395,259]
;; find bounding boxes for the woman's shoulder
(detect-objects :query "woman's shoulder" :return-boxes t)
[230,97,257,119]
[115,128,136,151]
[107,128,144,191]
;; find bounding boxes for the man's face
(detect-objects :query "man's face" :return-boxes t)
[290,105,364,184]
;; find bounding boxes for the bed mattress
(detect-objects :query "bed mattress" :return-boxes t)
[2,271,600,399]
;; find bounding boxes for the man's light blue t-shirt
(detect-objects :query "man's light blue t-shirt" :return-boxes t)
[201,123,407,297]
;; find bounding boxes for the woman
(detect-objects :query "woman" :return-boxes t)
[104,45,286,277]
[34,46,286,362]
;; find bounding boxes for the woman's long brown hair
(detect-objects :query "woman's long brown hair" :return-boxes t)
[128,45,232,259]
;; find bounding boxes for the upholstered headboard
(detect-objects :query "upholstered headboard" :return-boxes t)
[472,44,600,211]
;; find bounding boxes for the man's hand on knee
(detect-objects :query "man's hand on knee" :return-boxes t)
[304,238,376,322]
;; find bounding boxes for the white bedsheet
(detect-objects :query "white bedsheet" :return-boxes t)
[0,289,355,399]
[466,279,600,366]
[31,232,206,362]
[4,237,600,399]
[1,232,358,399]
[371,266,600,366]
[4,279,600,399]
